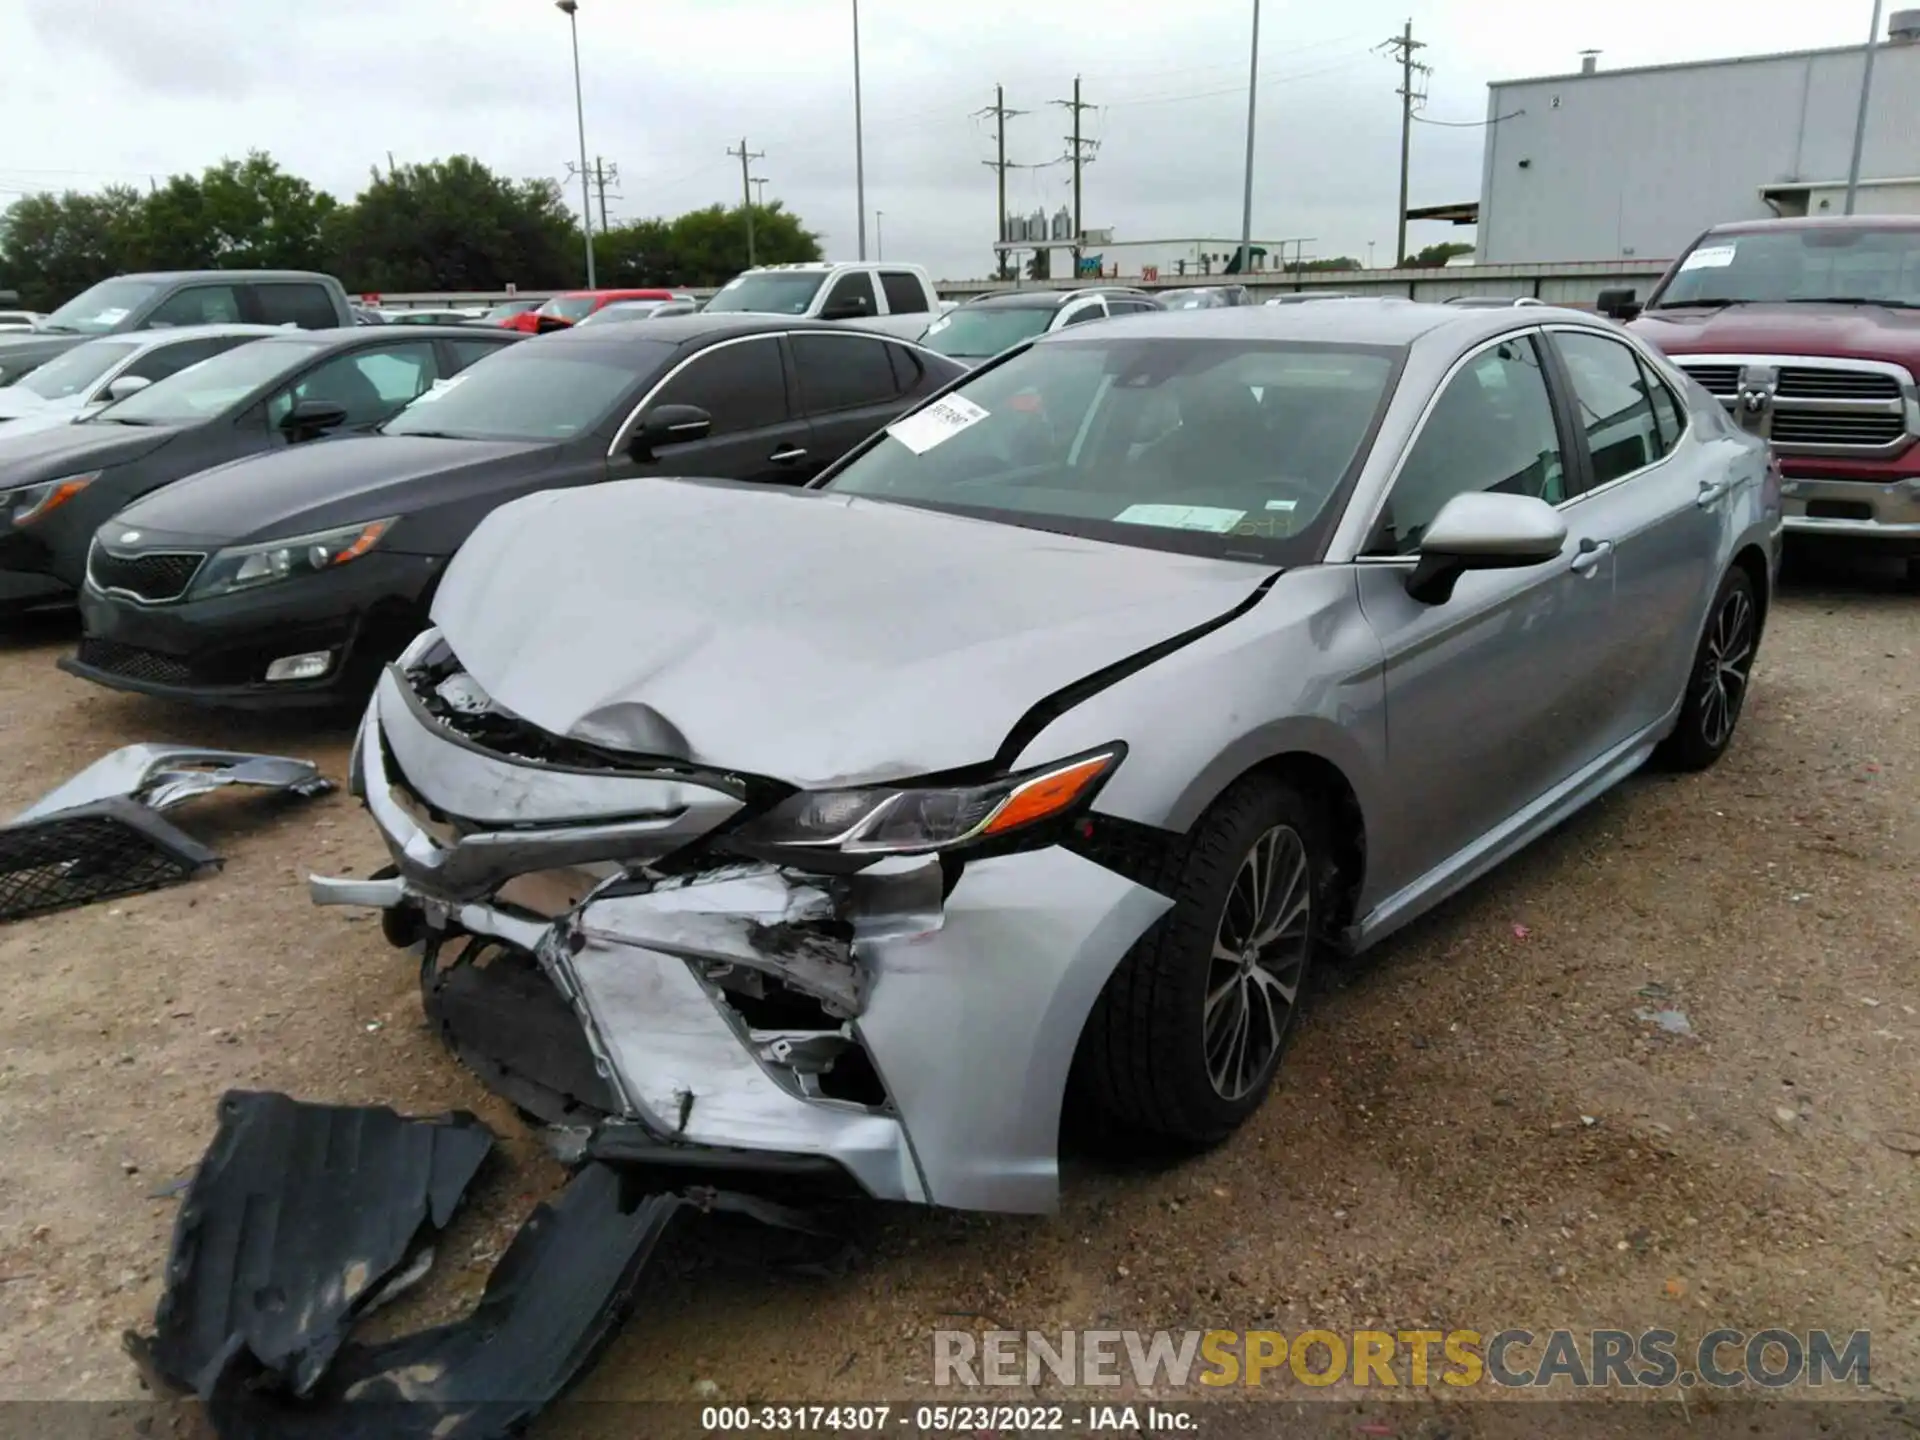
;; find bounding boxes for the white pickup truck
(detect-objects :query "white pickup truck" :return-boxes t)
[701,262,949,340]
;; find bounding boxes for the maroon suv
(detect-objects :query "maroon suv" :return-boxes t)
[1599,216,1920,583]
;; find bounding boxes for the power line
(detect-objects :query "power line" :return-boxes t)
[975,84,1030,277]
[1377,19,1430,267]
[1052,76,1098,274]
[726,138,766,266]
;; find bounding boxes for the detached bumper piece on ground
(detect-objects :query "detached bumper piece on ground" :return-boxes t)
[130,1091,701,1440]
[0,744,332,921]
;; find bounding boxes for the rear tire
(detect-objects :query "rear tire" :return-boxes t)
[1072,775,1332,1149]
[1653,566,1759,772]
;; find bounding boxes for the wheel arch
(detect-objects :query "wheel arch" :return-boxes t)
[1730,541,1771,634]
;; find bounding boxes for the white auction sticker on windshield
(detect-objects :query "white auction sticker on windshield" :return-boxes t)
[93,307,130,325]
[1679,244,1737,271]
[1113,504,1247,533]
[886,394,990,454]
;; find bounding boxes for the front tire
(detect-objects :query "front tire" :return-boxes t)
[1654,565,1759,772]
[1073,775,1331,1148]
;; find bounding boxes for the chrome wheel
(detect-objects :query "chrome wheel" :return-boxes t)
[1697,584,1755,750]
[1204,825,1311,1101]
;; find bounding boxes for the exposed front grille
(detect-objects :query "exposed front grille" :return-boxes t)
[87,546,206,603]
[1677,363,1739,396]
[1673,355,1915,456]
[74,638,192,686]
[1769,411,1909,448]
[1777,367,1902,401]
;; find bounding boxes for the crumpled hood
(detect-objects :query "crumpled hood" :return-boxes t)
[432,478,1277,788]
[1631,302,1920,372]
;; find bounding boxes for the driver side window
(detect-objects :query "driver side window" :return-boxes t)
[266,343,437,431]
[1366,335,1566,556]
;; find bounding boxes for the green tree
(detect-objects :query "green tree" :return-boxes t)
[135,152,336,272]
[1401,240,1473,268]
[0,186,146,311]
[592,218,678,286]
[661,203,821,286]
[325,155,578,292]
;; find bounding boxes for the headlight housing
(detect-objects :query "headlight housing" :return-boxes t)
[2,472,98,526]
[725,745,1125,859]
[190,518,395,600]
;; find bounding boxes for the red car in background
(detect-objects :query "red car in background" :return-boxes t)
[502,289,695,332]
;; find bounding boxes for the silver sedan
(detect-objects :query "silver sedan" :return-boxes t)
[312,300,1781,1214]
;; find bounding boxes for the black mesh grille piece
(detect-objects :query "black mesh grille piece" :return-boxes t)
[87,549,205,602]
[74,638,194,686]
[0,798,220,922]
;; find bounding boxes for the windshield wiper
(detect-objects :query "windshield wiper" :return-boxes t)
[383,429,473,440]
[84,415,157,426]
[1781,296,1920,310]
[1648,298,1744,311]
[33,323,82,334]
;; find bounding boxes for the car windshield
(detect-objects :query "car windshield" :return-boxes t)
[39,278,162,335]
[16,339,140,400]
[1654,226,1920,308]
[919,305,1056,358]
[85,340,318,426]
[383,341,672,441]
[824,336,1401,562]
[536,295,600,321]
[703,272,827,315]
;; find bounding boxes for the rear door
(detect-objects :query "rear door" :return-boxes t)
[1541,324,1730,743]
[630,334,813,486]
[788,330,919,468]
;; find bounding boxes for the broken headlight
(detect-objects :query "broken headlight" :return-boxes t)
[190,518,395,599]
[728,745,1124,857]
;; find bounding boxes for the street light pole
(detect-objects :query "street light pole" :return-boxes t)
[1238,0,1261,273]
[1843,0,1886,216]
[876,210,884,260]
[853,0,868,260]
[556,0,596,287]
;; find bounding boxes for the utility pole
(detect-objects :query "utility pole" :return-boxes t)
[1843,0,1886,215]
[1379,19,1428,268]
[591,156,620,232]
[727,138,765,267]
[1238,0,1261,274]
[977,85,1029,277]
[1053,76,1097,275]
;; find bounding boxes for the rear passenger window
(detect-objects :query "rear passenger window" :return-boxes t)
[1553,330,1665,485]
[1638,355,1686,455]
[145,285,243,328]
[791,334,900,413]
[447,338,514,371]
[251,284,340,329]
[878,272,928,315]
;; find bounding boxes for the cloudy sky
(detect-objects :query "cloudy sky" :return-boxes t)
[0,0,1884,281]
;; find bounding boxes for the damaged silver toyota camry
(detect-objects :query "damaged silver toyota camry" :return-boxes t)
[312,300,1780,1213]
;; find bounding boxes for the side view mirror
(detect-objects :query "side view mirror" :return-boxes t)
[104,374,153,401]
[533,313,575,334]
[1596,287,1642,321]
[628,403,712,459]
[280,398,350,440]
[1405,491,1567,606]
[819,293,873,321]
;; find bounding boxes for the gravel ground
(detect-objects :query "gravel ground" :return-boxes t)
[0,555,1914,1436]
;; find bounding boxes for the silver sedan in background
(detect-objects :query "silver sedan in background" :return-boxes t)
[313,300,1780,1214]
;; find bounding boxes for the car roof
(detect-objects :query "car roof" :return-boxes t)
[963,291,1095,310]
[538,313,905,347]
[87,324,284,348]
[257,325,517,348]
[1704,215,1920,237]
[1028,296,1605,348]
[114,270,341,284]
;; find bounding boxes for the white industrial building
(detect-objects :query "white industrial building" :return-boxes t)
[1472,10,1920,265]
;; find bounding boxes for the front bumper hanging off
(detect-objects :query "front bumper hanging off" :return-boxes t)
[310,634,1171,1214]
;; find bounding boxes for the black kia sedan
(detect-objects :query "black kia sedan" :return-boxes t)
[63,316,965,708]
[0,326,518,612]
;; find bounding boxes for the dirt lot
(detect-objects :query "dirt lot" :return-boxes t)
[0,557,1915,1432]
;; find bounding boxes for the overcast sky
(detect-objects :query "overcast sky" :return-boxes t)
[0,0,1885,281]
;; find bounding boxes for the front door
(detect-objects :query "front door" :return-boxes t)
[1352,332,1619,898]
[631,334,815,486]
